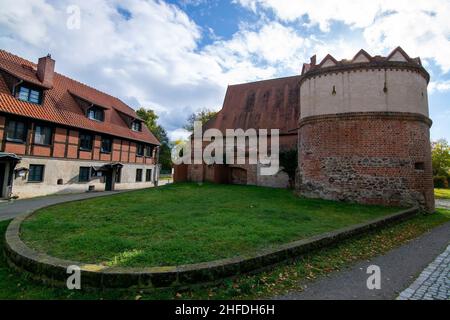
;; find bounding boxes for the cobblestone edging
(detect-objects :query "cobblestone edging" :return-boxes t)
[4,207,420,290]
[397,243,450,300]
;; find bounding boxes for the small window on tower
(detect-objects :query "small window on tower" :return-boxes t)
[414,162,425,171]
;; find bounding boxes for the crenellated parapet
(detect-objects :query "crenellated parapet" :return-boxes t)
[301,47,428,83]
[299,47,431,120]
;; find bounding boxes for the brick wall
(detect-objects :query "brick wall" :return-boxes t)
[297,113,435,212]
[0,114,157,165]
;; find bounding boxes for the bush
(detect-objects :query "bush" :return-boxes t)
[433,176,449,188]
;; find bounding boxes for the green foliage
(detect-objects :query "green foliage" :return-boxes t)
[183,108,218,132]
[434,176,449,189]
[431,139,450,178]
[21,183,398,268]
[279,149,298,188]
[435,188,450,199]
[136,108,172,171]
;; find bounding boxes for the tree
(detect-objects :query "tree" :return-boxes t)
[136,108,172,172]
[280,148,298,188]
[183,108,218,132]
[431,139,450,177]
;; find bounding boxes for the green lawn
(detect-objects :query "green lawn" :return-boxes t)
[435,188,450,200]
[2,210,450,299]
[21,183,400,268]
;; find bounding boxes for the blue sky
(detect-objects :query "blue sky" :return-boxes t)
[0,0,449,141]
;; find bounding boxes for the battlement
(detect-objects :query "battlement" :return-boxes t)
[301,47,427,81]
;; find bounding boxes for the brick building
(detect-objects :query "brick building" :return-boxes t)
[0,50,160,199]
[176,47,435,212]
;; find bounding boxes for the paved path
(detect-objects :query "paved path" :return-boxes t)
[0,191,127,222]
[275,221,450,300]
[436,199,450,210]
[397,243,450,300]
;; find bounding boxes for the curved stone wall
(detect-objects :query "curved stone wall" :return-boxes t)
[5,206,419,290]
[297,112,435,212]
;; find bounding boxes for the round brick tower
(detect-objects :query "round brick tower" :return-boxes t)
[297,47,435,212]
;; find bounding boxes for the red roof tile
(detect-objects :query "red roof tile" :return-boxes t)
[0,50,160,145]
[204,76,301,135]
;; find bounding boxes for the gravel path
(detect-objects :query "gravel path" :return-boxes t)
[0,191,126,221]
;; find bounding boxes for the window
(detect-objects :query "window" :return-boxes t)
[17,86,42,104]
[145,145,153,158]
[34,125,52,145]
[6,120,27,143]
[136,144,144,156]
[79,167,90,182]
[79,133,93,151]
[101,137,112,153]
[28,165,44,182]
[136,169,143,182]
[87,107,104,122]
[115,168,122,183]
[415,162,425,171]
[131,121,142,132]
[145,169,152,182]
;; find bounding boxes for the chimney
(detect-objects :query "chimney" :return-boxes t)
[310,55,317,66]
[37,54,55,87]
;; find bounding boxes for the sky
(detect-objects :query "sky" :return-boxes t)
[0,0,449,141]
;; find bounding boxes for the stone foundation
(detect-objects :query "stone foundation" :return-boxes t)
[297,113,435,212]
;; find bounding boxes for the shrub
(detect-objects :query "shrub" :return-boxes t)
[433,176,449,188]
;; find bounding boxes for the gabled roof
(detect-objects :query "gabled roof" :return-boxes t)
[318,54,338,68]
[301,47,428,82]
[352,49,372,63]
[204,76,301,135]
[0,50,160,145]
[386,46,411,62]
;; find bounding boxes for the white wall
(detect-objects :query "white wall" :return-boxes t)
[300,69,429,119]
[11,157,159,199]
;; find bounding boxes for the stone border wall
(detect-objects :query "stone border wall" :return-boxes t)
[4,206,419,290]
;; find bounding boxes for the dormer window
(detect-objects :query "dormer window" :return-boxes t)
[131,120,142,132]
[17,85,42,104]
[87,107,104,122]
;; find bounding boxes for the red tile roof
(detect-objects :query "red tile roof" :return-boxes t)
[204,75,301,135]
[0,50,160,145]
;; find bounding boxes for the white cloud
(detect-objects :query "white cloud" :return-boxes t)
[205,21,311,78]
[236,0,450,72]
[0,0,320,136]
[429,80,450,93]
[1,0,449,141]
[0,0,232,135]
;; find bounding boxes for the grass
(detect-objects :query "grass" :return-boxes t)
[435,188,450,200]
[1,209,449,299]
[20,183,400,268]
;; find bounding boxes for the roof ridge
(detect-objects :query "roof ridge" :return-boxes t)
[0,49,137,115]
[229,74,302,87]
[0,49,36,67]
